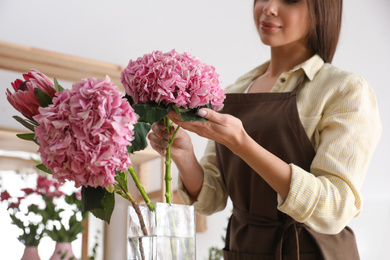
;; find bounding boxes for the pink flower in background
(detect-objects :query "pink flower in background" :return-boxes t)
[6,69,56,120]
[21,188,35,195]
[34,76,137,188]
[37,175,55,189]
[9,202,21,209]
[36,176,64,197]
[121,49,225,111]
[0,190,11,202]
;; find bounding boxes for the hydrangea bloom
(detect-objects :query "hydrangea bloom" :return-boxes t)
[34,76,137,188]
[121,49,225,111]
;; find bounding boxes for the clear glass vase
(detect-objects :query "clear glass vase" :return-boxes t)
[127,203,196,260]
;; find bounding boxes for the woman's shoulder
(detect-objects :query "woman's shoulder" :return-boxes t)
[305,62,379,122]
[309,62,373,101]
[317,63,370,89]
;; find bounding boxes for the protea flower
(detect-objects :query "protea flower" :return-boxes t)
[6,69,56,121]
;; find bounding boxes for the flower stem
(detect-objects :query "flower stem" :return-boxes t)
[128,166,155,212]
[164,117,172,203]
[117,184,148,237]
[163,117,180,204]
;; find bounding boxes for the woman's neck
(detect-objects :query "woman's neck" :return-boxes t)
[266,45,314,77]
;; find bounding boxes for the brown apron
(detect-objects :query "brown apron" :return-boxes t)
[215,80,360,260]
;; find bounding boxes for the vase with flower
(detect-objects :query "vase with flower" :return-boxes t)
[1,175,85,260]
[6,70,158,259]
[121,49,225,259]
[0,175,48,260]
[35,176,87,260]
[6,50,225,260]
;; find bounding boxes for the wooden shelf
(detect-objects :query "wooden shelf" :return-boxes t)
[0,128,37,153]
[0,40,124,88]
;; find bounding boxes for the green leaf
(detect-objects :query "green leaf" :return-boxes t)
[127,122,151,153]
[12,116,37,132]
[81,186,106,211]
[34,88,53,108]
[9,214,24,229]
[173,105,208,122]
[81,186,115,223]
[114,171,128,193]
[66,214,85,242]
[125,94,135,106]
[132,102,171,124]
[36,164,52,174]
[54,78,64,92]
[16,133,38,144]
[89,191,115,224]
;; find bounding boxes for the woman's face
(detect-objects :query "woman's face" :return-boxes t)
[254,0,311,49]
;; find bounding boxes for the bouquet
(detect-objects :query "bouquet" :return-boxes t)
[5,49,226,239]
[121,49,225,203]
[6,70,152,226]
[0,174,85,246]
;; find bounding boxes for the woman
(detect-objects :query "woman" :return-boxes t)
[148,0,381,259]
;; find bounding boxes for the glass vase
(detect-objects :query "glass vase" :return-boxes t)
[127,203,196,260]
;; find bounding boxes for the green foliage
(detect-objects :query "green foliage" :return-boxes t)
[12,116,37,132]
[81,186,115,224]
[114,171,129,198]
[41,191,87,243]
[36,164,52,174]
[54,78,64,92]
[132,102,172,124]
[45,213,85,242]
[173,105,210,122]
[208,247,223,260]
[125,94,212,156]
[7,205,46,246]
[126,93,211,125]
[16,133,38,145]
[34,88,53,108]
[90,192,115,224]
[127,122,152,154]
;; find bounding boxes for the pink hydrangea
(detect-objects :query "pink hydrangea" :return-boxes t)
[121,49,225,111]
[34,76,138,188]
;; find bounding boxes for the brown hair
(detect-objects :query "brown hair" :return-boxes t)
[253,0,343,63]
[306,0,343,63]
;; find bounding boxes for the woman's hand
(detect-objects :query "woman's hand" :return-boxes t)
[147,120,193,161]
[147,118,205,201]
[167,108,247,154]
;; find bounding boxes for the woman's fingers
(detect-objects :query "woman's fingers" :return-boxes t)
[148,121,171,155]
[148,132,167,155]
[151,121,172,138]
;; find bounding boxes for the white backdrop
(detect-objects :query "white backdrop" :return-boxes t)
[0,0,389,259]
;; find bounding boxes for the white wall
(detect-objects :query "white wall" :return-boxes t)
[0,0,389,259]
